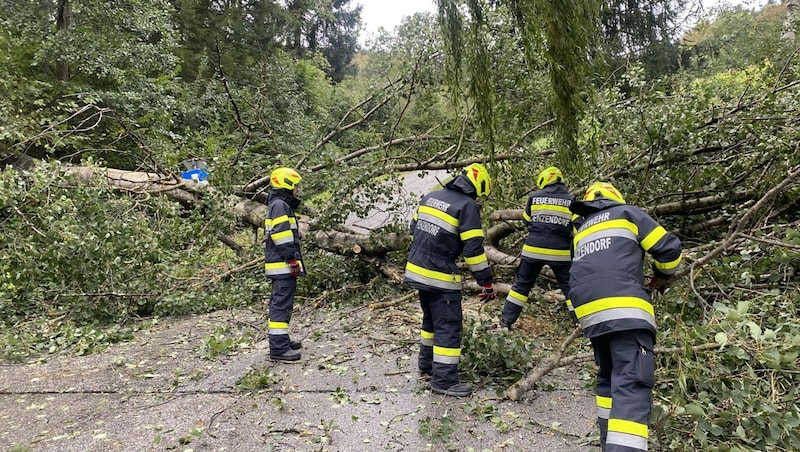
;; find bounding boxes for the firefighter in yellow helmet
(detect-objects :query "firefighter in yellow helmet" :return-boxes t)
[264,167,305,361]
[403,163,495,397]
[500,166,576,329]
[570,181,682,452]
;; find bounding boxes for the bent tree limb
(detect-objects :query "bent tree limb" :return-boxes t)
[687,162,800,277]
[505,333,725,401]
[505,326,583,401]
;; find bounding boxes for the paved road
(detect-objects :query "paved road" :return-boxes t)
[345,170,448,233]
[0,302,597,451]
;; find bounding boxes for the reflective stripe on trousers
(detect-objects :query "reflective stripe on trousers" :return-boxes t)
[591,330,654,452]
[418,289,463,389]
[268,277,297,354]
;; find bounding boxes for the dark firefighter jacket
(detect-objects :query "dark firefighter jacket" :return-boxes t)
[403,175,493,292]
[264,188,305,279]
[521,182,575,263]
[568,198,682,339]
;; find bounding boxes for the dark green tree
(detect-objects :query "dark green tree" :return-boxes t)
[0,0,181,165]
[433,0,698,173]
[285,0,362,82]
[169,0,290,82]
[170,0,360,82]
[599,0,691,80]
[310,0,362,81]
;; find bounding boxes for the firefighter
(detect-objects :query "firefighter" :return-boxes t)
[403,163,496,397]
[569,182,682,452]
[500,166,575,328]
[264,167,305,362]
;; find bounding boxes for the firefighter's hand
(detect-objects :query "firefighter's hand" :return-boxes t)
[289,260,301,277]
[479,285,496,302]
[646,274,668,295]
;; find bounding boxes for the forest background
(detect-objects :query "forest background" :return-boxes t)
[1,0,799,450]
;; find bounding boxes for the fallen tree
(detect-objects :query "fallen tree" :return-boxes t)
[57,162,800,407]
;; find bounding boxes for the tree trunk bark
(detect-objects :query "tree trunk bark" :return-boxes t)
[56,0,73,81]
[783,0,799,43]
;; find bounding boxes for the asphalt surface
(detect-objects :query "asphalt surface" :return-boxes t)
[0,302,597,451]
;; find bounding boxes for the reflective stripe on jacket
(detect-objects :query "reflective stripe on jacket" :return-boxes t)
[521,183,575,262]
[569,199,682,338]
[403,175,492,292]
[264,189,303,279]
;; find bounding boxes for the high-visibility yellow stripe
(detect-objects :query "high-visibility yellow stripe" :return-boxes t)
[460,229,484,241]
[596,395,612,409]
[464,254,488,265]
[641,226,667,251]
[575,297,654,319]
[269,320,289,329]
[405,262,461,283]
[575,218,638,243]
[508,289,527,303]
[271,214,290,226]
[420,330,434,340]
[433,345,461,357]
[655,254,682,272]
[522,245,571,257]
[522,211,531,222]
[419,205,458,227]
[265,262,289,270]
[608,419,648,438]
[530,204,572,214]
[271,230,293,241]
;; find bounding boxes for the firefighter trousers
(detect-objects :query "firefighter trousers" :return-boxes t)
[591,329,655,452]
[268,277,297,354]
[501,259,571,326]
[417,289,463,389]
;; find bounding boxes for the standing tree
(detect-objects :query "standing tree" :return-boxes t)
[286,0,362,82]
[599,0,691,79]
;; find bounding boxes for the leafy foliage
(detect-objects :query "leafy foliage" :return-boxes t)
[1,1,799,450]
[237,368,281,392]
[0,162,242,358]
[653,274,800,450]
[459,317,541,390]
[681,4,786,77]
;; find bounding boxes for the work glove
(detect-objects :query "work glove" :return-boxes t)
[479,284,496,302]
[646,274,668,296]
[289,260,301,277]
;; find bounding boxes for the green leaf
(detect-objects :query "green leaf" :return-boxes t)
[746,321,762,340]
[684,404,705,418]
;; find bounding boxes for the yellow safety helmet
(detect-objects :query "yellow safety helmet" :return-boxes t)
[270,167,302,190]
[583,181,625,204]
[536,166,563,189]
[463,163,491,197]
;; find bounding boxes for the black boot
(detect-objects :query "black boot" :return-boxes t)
[431,382,473,397]
[289,340,302,350]
[270,349,301,361]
